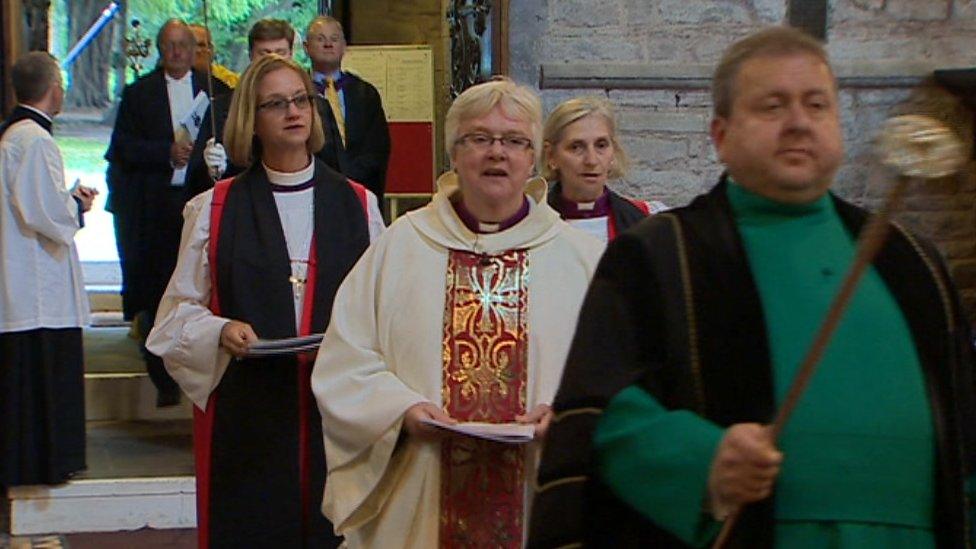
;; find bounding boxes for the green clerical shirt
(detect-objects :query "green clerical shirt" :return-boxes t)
[594,181,937,547]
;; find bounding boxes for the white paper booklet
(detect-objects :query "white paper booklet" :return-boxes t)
[179,91,211,143]
[245,333,324,357]
[420,418,535,444]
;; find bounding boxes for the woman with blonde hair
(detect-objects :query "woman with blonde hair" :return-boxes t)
[147,54,384,549]
[544,96,666,242]
[312,77,602,547]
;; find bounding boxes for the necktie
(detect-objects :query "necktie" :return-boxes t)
[326,77,346,147]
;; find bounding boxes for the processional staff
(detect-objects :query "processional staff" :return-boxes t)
[711,114,966,549]
[202,0,221,181]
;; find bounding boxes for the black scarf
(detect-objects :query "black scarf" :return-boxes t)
[0,105,53,140]
[206,159,368,548]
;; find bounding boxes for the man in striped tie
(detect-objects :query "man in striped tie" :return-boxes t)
[304,16,391,203]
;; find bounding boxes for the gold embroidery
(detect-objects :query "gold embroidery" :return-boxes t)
[440,249,529,548]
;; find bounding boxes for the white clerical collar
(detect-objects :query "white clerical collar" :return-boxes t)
[18,104,52,123]
[164,71,192,85]
[576,201,596,211]
[263,159,315,186]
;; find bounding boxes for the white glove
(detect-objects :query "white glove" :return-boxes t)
[204,138,228,180]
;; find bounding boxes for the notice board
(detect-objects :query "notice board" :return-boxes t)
[343,45,435,194]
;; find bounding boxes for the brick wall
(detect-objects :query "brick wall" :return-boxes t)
[510,0,976,316]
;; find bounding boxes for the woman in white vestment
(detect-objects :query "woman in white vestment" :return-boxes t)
[543,96,666,243]
[311,77,603,547]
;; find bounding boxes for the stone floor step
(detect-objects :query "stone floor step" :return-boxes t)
[1,529,196,549]
[82,323,192,421]
[4,420,195,537]
[84,371,192,422]
[6,477,195,536]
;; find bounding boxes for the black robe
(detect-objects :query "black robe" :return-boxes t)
[197,159,369,548]
[528,178,976,548]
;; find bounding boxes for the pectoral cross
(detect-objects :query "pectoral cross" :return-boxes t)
[289,259,309,301]
[289,275,307,296]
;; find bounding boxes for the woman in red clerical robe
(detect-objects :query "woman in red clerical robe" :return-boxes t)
[544,96,667,243]
[146,54,384,549]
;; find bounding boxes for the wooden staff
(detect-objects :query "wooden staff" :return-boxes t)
[201,0,220,181]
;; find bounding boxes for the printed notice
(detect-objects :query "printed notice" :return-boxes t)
[343,46,434,123]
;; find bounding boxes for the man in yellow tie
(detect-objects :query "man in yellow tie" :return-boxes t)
[304,16,391,202]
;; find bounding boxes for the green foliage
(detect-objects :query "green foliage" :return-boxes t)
[128,0,316,74]
[55,136,109,175]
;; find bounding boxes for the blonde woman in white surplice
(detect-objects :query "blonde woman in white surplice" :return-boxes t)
[312,78,602,548]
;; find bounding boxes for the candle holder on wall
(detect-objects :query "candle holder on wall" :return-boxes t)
[123,19,151,77]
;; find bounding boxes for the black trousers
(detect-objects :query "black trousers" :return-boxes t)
[0,328,86,486]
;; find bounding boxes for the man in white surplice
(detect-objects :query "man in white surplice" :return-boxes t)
[0,52,95,486]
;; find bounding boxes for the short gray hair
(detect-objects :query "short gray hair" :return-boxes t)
[445,77,543,165]
[12,51,60,104]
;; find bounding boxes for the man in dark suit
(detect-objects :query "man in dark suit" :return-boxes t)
[104,19,229,406]
[304,15,391,202]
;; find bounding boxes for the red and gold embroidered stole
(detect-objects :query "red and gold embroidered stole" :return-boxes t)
[440,249,529,548]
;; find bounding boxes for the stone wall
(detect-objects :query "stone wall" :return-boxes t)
[510,0,976,315]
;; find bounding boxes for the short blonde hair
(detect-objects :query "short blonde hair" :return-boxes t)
[713,26,832,118]
[542,96,630,181]
[224,54,325,167]
[445,76,543,166]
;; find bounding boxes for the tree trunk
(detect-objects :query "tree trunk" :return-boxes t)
[66,0,115,109]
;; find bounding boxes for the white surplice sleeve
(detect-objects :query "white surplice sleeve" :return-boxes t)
[9,134,80,246]
[311,232,428,531]
[364,189,385,241]
[146,191,233,410]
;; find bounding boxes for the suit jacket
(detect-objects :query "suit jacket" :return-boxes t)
[105,68,230,314]
[318,72,391,201]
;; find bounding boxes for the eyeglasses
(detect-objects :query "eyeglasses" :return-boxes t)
[258,94,315,113]
[455,133,533,152]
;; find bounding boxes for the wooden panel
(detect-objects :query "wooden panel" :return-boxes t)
[1,1,6,115]
[386,122,435,193]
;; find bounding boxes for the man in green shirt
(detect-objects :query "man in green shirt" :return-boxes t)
[529,26,976,548]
